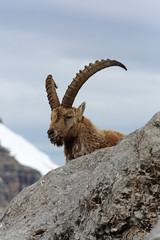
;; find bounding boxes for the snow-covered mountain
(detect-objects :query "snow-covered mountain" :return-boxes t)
[0,123,58,175]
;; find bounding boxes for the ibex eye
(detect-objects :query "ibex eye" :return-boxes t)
[65,116,72,120]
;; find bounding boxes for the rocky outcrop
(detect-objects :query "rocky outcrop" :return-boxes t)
[0,146,41,211]
[0,112,160,240]
[144,218,160,240]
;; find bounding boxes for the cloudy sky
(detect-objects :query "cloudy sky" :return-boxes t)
[0,0,160,166]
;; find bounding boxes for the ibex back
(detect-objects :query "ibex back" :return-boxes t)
[46,59,127,162]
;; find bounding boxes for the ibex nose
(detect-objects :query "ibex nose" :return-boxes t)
[47,128,54,137]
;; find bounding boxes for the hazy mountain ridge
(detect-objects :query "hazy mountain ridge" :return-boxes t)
[0,122,58,211]
[0,122,58,175]
[0,145,41,210]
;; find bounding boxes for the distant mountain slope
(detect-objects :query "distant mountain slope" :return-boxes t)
[0,145,41,210]
[0,123,58,175]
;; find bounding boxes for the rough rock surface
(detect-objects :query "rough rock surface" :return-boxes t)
[0,112,160,240]
[144,218,160,240]
[0,146,41,211]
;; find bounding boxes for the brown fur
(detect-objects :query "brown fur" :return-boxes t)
[47,103,125,162]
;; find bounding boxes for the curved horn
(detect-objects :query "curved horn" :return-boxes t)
[46,74,60,110]
[61,59,127,108]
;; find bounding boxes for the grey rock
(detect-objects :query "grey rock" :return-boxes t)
[0,112,160,240]
[144,219,160,240]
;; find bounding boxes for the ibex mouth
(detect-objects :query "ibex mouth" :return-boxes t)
[50,137,56,143]
[50,136,63,147]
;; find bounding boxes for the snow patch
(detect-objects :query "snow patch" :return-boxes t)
[0,123,58,175]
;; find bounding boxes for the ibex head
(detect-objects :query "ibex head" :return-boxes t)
[46,59,127,147]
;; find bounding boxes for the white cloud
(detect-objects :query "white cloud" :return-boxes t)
[44,0,160,28]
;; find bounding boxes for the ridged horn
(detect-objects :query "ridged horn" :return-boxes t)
[61,59,127,108]
[46,74,60,110]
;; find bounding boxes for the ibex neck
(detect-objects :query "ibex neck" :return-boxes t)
[64,117,105,162]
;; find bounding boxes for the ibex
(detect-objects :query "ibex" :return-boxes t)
[46,59,127,162]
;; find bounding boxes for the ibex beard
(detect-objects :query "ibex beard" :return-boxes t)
[46,59,127,162]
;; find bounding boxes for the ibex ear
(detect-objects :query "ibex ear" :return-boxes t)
[77,102,86,121]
